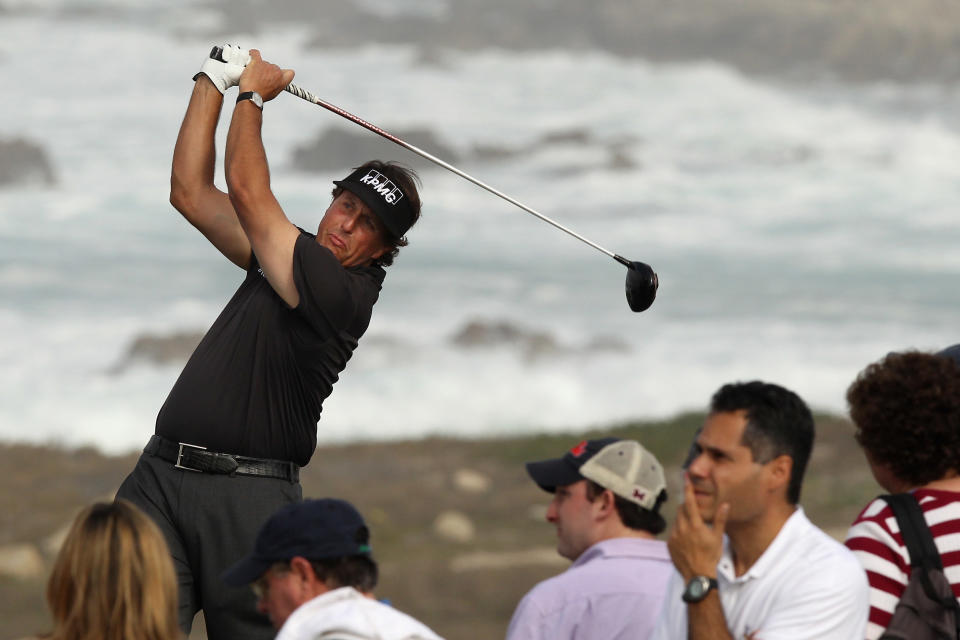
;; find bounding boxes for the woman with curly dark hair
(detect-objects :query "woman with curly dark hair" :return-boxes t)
[844,349,960,640]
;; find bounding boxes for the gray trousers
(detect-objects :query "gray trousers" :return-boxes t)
[116,447,302,640]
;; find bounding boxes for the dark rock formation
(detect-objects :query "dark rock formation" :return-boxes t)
[0,138,56,187]
[292,125,638,177]
[204,0,960,85]
[108,330,203,374]
[450,318,631,360]
[290,126,460,174]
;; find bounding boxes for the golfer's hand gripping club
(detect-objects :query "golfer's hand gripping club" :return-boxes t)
[198,45,251,94]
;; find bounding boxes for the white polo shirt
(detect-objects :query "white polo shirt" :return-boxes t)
[652,507,869,640]
[276,586,444,640]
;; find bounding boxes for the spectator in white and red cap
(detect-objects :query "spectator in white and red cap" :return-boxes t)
[506,437,672,640]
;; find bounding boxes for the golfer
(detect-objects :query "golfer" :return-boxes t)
[116,45,422,640]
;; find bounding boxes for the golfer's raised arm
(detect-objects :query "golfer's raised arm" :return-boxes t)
[170,49,252,270]
[225,50,300,307]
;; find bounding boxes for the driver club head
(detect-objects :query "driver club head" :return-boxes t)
[625,261,658,312]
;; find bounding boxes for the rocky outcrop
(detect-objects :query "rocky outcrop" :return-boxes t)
[108,319,628,373]
[452,468,491,494]
[451,320,560,359]
[433,510,475,543]
[0,543,45,580]
[450,319,630,360]
[202,0,960,85]
[0,138,55,187]
[108,330,203,374]
[291,126,637,176]
[290,126,460,174]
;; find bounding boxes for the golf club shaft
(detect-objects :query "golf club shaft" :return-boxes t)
[284,82,630,266]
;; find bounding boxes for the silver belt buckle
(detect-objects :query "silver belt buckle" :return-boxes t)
[175,442,207,471]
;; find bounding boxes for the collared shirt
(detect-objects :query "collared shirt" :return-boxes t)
[652,507,869,640]
[505,537,673,640]
[276,586,444,640]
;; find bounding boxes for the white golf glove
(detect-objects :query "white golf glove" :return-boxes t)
[193,44,251,94]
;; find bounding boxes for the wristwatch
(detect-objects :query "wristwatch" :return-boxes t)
[681,575,719,603]
[236,91,264,110]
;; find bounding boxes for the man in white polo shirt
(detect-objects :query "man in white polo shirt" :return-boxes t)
[652,381,869,640]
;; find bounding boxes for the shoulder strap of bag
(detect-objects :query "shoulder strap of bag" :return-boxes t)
[882,493,944,573]
[881,492,960,638]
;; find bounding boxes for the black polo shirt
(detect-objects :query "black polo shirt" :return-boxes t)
[155,231,384,467]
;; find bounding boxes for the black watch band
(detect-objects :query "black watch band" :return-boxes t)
[236,91,263,110]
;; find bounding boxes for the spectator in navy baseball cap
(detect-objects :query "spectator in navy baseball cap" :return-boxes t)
[222,498,443,640]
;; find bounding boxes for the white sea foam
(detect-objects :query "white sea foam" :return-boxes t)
[0,10,958,454]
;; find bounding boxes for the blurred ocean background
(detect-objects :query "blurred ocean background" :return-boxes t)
[1,0,959,454]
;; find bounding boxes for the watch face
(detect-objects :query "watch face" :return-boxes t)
[690,578,707,598]
[682,576,715,603]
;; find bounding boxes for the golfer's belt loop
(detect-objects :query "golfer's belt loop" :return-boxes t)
[175,442,208,472]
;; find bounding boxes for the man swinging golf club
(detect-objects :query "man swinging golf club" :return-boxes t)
[116,45,422,640]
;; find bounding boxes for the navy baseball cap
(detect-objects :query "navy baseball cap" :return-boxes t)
[221,498,371,586]
[334,166,416,238]
[525,437,621,493]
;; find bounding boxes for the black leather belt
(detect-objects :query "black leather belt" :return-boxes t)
[146,435,299,483]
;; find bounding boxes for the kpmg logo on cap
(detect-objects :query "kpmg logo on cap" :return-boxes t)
[360,170,404,206]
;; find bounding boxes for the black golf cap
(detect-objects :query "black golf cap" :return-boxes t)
[525,437,621,493]
[221,498,371,586]
[334,167,416,239]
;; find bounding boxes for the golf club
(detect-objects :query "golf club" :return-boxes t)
[230,57,658,311]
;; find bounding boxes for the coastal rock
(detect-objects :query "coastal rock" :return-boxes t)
[200,0,960,85]
[584,335,631,354]
[432,510,475,543]
[450,320,559,358]
[0,138,56,187]
[290,122,637,178]
[450,319,631,360]
[42,522,72,558]
[452,468,491,494]
[0,543,45,579]
[290,126,459,174]
[472,129,639,174]
[109,330,203,373]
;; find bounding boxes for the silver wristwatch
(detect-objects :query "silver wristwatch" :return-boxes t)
[236,91,264,110]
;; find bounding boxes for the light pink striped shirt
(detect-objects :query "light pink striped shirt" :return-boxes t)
[845,488,960,640]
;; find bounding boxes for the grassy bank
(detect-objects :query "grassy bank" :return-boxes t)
[0,412,878,639]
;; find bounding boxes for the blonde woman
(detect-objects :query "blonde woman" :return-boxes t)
[35,499,181,640]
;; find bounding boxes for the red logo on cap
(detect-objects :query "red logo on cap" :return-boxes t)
[570,441,588,457]
[633,488,646,501]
